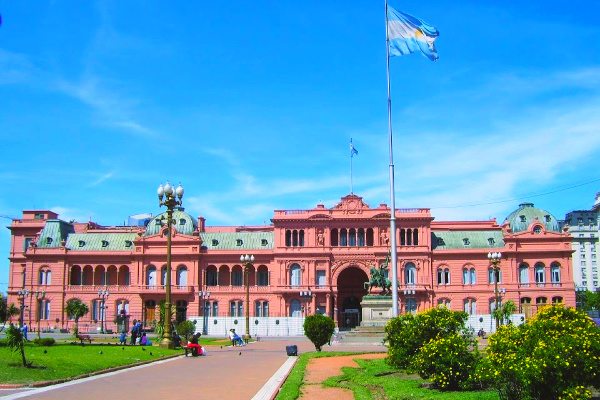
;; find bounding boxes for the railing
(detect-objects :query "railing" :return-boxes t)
[205,285,272,292]
[67,285,130,291]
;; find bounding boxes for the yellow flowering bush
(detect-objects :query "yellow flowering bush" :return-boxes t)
[477,305,600,400]
[385,307,469,368]
[411,332,479,390]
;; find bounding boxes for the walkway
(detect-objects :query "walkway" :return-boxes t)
[0,337,385,400]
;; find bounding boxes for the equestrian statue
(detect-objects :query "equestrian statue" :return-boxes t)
[363,253,392,295]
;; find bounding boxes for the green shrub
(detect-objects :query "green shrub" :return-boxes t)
[33,337,56,346]
[175,320,196,341]
[385,307,469,368]
[477,305,600,400]
[411,332,479,390]
[303,314,335,351]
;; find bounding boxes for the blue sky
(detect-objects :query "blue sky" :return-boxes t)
[1,1,600,294]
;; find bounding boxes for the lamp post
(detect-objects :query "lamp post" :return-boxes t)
[576,286,587,310]
[35,291,46,339]
[488,252,502,330]
[240,254,254,341]
[199,290,210,335]
[300,290,312,317]
[17,289,30,327]
[157,181,184,349]
[98,289,109,334]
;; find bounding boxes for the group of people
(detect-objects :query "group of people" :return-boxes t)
[119,321,152,346]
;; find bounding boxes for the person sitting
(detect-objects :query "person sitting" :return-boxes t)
[173,332,182,348]
[228,329,245,346]
[140,332,152,346]
[186,333,203,356]
[119,330,128,345]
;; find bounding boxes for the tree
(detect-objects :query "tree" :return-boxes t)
[303,314,335,351]
[477,305,600,400]
[65,299,89,337]
[584,290,600,311]
[175,320,196,341]
[0,294,6,322]
[493,300,518,326]
[385,307,470,368]
[155,300,175,340]
[5,324,28,367]
[7,303,20,323]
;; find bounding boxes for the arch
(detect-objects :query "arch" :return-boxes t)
[336,266,369,328]
[404,262,416,285]
[407,228,412,245]
[551,262,561,283]
[366,228,374,246]
[118,265,130,286]
[257,265,269,286]
[519,262,530,284]
[94,265,106,286]
[357,228,365,246]
[340,228,348,246]
[290,299,301,317]
[219,265,230,286]
[206,265,218,286]
[232,265,243,286]
[400,228,406,245]
[161,265,167,286]
[39,265,52,285]
[292,230,298,246]
[147,265,157,286]
[107,265,118,285]
[290,263,301,286]
[330,228,338,246]
[552,296,563,304]
[535,262,546,284]
[413,229,419,245]
[176,265,188,286]
[82,265,93,285]
[70,265,82,285]
[285,230,291,247]
[349,228,357,246]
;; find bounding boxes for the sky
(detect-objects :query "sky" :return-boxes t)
[1,1,600,294]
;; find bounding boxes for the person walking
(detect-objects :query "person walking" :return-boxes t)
[20,323,28,341]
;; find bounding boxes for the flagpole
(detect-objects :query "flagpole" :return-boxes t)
[385,0,399,317]
[350,150,354,194]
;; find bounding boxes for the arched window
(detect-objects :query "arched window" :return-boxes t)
[463,268,469,284]
[232,265,243,286]
[290,264,301,286]
[405,298,417,313]
[349,228,357,246]
[176,266,188,286]
[340,229,348,246]
[400,229,406,245]
[470,268,476,284]
[299,230,305,247]
[551,262,561,283]
[490,298,499,313]
[292,230,298,247]
[437,298,450,308]
[117,300,130,316]
[519,263,530,284]
[536,297,547,307]
[255,300,269,317]
[330,228,338,246]
[535,262,546,284]
[39,267,51,285]
[404,263,416,285]
[413,229,419,246]
[161,266,167,286]
[285,230,291,246]
[552,296,563,304]
[357,228,365,246]
[463,298,476,315]
[39,300,51,320]
[147,266,157,286]
[407,229,412,245]
[257,265,269,286]
[437,268,450,285]
[206,265,218,286]
[489,268,501,284]
[366,228,374,246]
[290,299,302,317]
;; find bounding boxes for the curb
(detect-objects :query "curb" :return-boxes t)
[0,353,183,389]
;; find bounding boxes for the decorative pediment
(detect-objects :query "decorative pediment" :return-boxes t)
[333,194,371,214]
[308,214,332,220]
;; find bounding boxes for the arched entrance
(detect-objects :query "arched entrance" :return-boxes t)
[336,266,368,329]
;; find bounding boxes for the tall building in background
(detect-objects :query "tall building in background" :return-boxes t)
[5,194,575,335]
[564,192,600,291]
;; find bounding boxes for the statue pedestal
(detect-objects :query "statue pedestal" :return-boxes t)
[361,295,393,327]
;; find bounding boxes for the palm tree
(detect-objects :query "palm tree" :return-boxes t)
[7,304,20,323]
[6,324,28,367]
[65,299,89,337]
[501,300,518,325]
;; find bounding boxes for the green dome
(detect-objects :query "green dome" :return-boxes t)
[144,207,197,236]
[504,203,560,233]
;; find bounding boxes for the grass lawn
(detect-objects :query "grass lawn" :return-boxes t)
[0,343,181,384]
[276,352,499,400]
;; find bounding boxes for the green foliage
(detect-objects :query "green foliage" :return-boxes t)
[175,320,196,341]
[303,314,335,351]
[0,294,6,322]
[7,304,20,323]
[583,290,600,310]
[411,333,479,390]
[65,299,89,337]
[155,300,175,339]
[477,305,600,400]
[5,324,28,367]
[385,307,469,368]
[33,337,56,346]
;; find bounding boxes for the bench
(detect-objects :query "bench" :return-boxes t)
[77,334,93,345]
[181,340,201,357]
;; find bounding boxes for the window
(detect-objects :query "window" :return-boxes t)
[490,298,499,313]
[211,301,218,317]
[533,226,542,234]
[437,268,450,285]
[101,240,109,247]
[535,263,546,284]
[147,265,157,286]
[23,238,33,251]
[340,229,347,246]
[582,269,588,279]
[46,237,53,245]
[545,215,552,222]
[589,218,596,225]
[34,213,44,219]
[229,301,243,317]
[489,268,501,284]
[211,239,219,246]
[39,268,51,285]
[176,266,187,286]
[179,219,186,225]
[116,300,129,316]
[463,299,477,315]
[290,299,302,317]
[551,263,561,283]
[290,264,301,286]
[207,267,218,286]
[463,268,469,284]
[257,267,269,286]
[519,263,529,284]
[520,215,526,222]
[40,300,51,320]
[583,280,588,286]
[488,238,495,246]
[261,239,268,246]
[582,254,586,259]
[349,228,356,246]
[316,270,326,286]
[463,238,470,247]
[232,269,243,286]
[255,301,269,317]
[552,296,563,304]
[405,298,417,313]
[437,298,450,309]
[437,238,445,246]
[578,218,584,225]
[582,261,587,266]
[405,263,416,285]
[236,239,243,246]
[78,240,85,248]
[125,240,132,247]
[357,228,365,247]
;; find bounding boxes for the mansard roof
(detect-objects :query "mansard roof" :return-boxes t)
[36,220,75,248]
[66,233,139,251]
[200,231,274,250]
[504,203,560,233]
[431,230,505,250]
[144,207,197,236]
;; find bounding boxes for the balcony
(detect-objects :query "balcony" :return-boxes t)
[67,285,130,292]
[205,285,272,293]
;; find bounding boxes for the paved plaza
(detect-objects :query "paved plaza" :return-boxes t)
[0,337,386,400]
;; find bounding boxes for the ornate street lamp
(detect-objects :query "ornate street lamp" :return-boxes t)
[576,286,587,310]
[157,181,184,349]
[300,290,312,317]
[240,254,254,341]
[98,289,109,334]
[199,290,210,335]
[35,291,46,339]
[488,252,502,330]
[17,289,30,327]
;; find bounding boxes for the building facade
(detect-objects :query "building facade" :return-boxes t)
[6,194,575,334]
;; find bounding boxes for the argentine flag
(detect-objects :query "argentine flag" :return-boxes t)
[387,6,439,61]
[350,139,358,157]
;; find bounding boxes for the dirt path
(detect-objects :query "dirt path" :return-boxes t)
[298,353,387,400]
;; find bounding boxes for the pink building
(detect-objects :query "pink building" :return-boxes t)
[6,194,575,334]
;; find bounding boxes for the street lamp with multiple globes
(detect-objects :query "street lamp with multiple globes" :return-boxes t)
[199,290,210,335]
[17,289,30,327]
[157,181,184,349]
[98,289,109,334]
[35,290,46,339]
[488,252,502,330]
[300,290,312,316]
[576,286,587,310]
[240,254,254,341]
